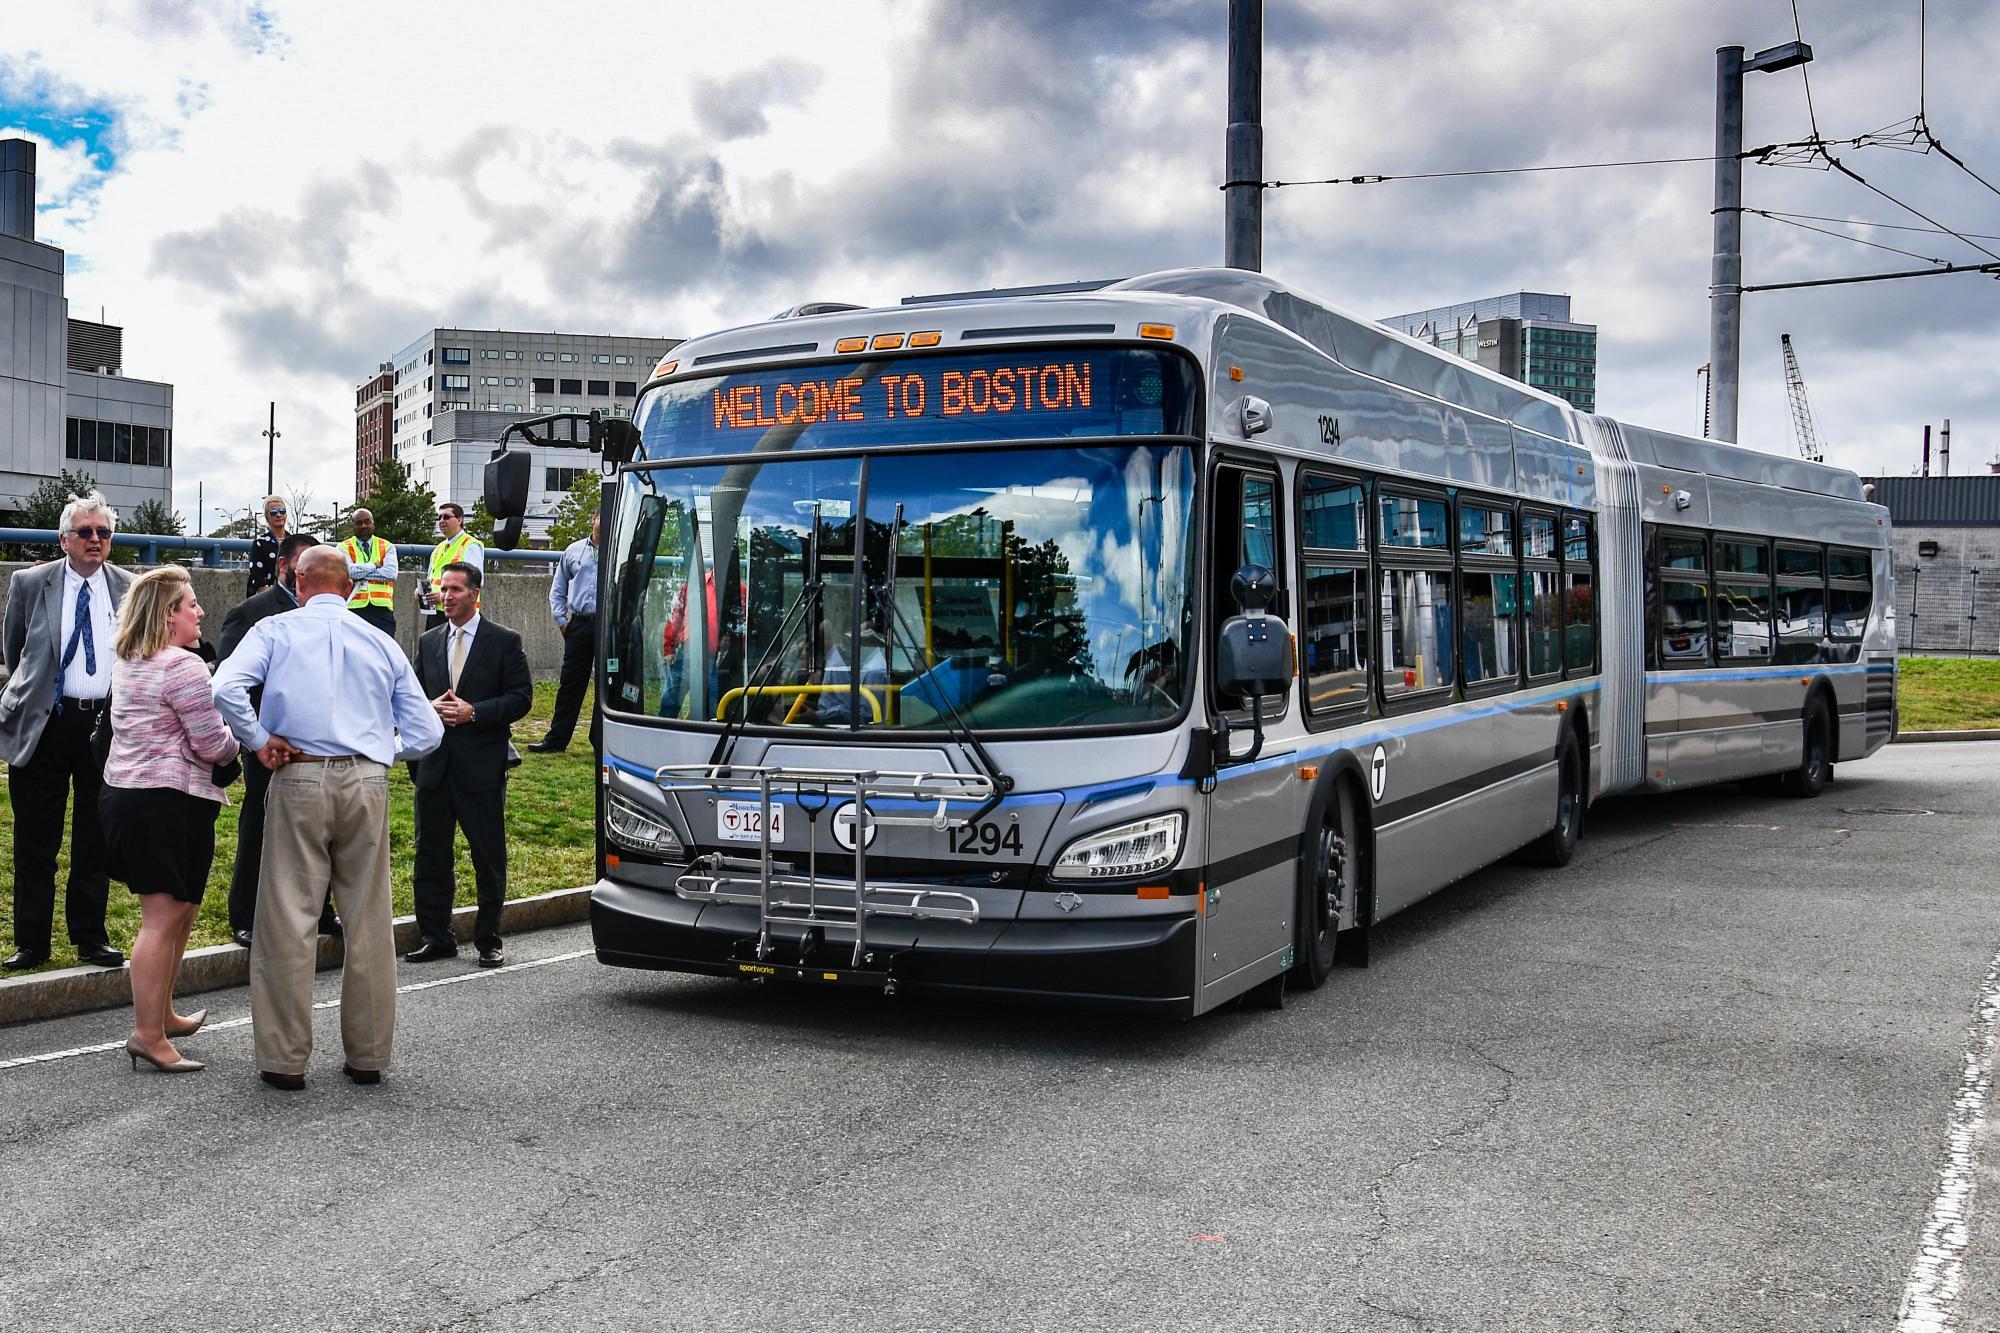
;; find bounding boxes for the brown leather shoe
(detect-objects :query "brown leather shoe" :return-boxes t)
[259,1070,305,1092]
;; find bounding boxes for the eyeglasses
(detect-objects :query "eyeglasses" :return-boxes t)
[437,513,457,521]
[70,526,112,540]
[267,508,288,516]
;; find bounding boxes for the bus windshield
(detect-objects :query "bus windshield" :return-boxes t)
[604,443,1195,733]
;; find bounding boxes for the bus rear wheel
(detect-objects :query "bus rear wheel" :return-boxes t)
[1779,702,1832,799]
[1293,782,1357,990]
[1524,731,1584,868]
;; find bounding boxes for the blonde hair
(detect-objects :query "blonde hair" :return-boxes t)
[114,567,193,661]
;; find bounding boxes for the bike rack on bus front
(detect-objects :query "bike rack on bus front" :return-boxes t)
[653,763,997,976]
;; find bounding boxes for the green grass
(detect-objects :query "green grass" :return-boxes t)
[1898,657,2000,732]
[1,682,596,973]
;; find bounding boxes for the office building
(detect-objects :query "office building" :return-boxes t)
[360,327,677,539]
[354,363,393,497]
[1862,474,2000,655]
[0,138,173,522]
[1379,292,1598,413]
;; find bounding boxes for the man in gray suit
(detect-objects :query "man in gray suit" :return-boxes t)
[0,493,134,969]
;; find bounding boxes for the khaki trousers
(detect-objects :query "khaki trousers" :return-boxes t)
[249,758,395,1076]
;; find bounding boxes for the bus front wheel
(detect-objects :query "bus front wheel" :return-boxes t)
[1292,781,1358,990]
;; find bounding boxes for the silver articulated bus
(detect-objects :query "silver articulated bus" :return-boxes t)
[485,268,1897,1018]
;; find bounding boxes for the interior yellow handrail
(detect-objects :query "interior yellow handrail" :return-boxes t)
[713,682,894,724]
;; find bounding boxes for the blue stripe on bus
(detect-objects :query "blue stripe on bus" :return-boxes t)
[604,677,1604,809]
[1643,664,1875,686]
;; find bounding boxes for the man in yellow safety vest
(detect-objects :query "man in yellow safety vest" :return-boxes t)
[421,502,484,630]
[341,507,399,638]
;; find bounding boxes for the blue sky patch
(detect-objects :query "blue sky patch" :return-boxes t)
[1,100,119,173]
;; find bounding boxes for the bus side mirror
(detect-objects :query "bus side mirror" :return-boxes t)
[483,448,532,550]
[1216,563,1286,697]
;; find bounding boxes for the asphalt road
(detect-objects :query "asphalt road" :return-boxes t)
[3,740,1997,1333]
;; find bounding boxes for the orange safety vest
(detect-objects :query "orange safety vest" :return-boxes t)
[341,535,395,608]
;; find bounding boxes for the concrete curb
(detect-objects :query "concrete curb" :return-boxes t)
[1892,729,2000,743]
[0,885,593,1028]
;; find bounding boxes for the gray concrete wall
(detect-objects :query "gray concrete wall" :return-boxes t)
[1889,526,2000,657]
[0,560,569,677]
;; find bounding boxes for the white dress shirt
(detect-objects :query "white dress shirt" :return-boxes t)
[59,564,116,700]
[211,594,443,764]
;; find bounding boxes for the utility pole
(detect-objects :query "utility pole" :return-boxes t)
[1709,40,1812,442]
[1223,0,1262,271]
[261,402,280,497]
[197,481,203,534]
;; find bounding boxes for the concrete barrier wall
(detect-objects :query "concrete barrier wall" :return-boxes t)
[0,560,570,677]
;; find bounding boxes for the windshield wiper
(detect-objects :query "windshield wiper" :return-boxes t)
[706,506,825,770]
[876,504,1014,823]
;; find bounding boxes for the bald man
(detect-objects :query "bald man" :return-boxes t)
[340,508,399,639]
[213,545,442,1091]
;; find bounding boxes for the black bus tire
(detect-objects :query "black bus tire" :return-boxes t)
[1292,780,1357,991]
[1525,730,1585,868]
[1779,701,1832,799]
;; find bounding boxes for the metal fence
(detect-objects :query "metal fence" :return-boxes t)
[0,529,560,568]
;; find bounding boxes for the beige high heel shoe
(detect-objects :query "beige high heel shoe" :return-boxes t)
[125,1037,205,1073]
[165,1009,209,1038]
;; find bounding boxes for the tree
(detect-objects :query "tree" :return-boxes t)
[547,472,602,548]
[207,512,262,540]
[341,457,439,546]
[463,497,495,542]
[126,499,187,566]
[4,469,101,561]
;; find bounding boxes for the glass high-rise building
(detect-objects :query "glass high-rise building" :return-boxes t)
[1379,292,1597,413]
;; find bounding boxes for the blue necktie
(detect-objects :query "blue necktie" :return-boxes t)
[56,583,95,714]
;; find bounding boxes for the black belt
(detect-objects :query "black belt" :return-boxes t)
[60,696,108,714]
[570,611,597,621]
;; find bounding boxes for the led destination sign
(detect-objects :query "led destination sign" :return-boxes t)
[711,361,1099,431]
[637,347,1198,459]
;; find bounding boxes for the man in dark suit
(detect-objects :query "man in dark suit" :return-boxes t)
[0,493,134,970]
[217,532,338,947]
[407,560,532,968]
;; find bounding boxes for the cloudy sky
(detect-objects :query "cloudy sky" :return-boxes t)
[5,0,1997,527]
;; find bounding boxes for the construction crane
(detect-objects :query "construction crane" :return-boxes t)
[1779,333,1828,463]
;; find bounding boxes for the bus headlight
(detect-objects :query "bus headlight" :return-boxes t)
[607,793,687,859]
[1051,813,1184,881]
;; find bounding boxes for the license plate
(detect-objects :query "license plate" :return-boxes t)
[717,800,783,843]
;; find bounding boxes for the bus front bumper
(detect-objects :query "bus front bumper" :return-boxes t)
[590,878,1198,1017]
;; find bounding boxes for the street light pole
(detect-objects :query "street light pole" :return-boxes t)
[1708,39,1811,442]
[261,401,280,497]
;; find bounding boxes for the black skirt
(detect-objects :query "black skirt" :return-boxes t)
[100,785,221,905]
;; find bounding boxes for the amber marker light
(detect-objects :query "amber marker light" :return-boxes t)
[1298,765,1319,781]
[1136,885,1171,901]
[653,359,678,377]
[909,331,942,347]
[871,333,906,351]
[1139,323,1176,340]
[1228,366,1244,382]
[835,336,868,353]
[605,854,622,870]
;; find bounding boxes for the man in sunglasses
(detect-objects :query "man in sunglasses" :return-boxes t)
[246,495,289,597]
[419,502,483,629]
[0,493,134,970]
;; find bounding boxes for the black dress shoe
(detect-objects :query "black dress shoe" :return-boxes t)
[260,1070,305,1092]
[342,1064,382,1085]
[2,948,49,971]
[477,945,504,969]
[526,739,565,753]
[76,943,125,968]
[403,941,458,963]
[232,929,253,949]
[318,915,344,938]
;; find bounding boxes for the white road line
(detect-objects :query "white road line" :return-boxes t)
[0,948,596,1073]
[1898,944,2000,1332]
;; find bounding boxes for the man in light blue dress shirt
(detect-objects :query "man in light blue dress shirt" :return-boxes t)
[529,510,599,754]
[212,546,443,1091]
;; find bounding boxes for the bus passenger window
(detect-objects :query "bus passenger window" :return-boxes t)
[1301,476,1367,550]
[1523,512,1557,560]
[1302,565,1368,713]
[1242,476,1277,570]
[1379,493,1449,549]
[1379,569,1453,700]
[1715,581,1772,660]
[1562,514,1596,672]
[1461,571,1517,684]
[1661,580,1711,664]
[1775,544,1825,665]
[1524,570,1561,676]
[1826,547,1873,662]
[1460,505,1514,556]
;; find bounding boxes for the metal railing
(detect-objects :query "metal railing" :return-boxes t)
[0,529,561,568]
